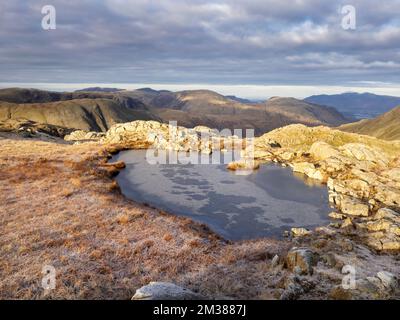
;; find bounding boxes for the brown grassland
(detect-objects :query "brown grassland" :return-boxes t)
[0,133,291,299]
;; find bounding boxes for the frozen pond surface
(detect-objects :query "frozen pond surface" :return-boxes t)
[113,150,331,240]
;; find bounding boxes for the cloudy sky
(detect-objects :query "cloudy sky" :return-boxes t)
[0,0,399,98]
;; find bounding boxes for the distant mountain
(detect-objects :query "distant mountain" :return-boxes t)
[0,88,115,103]
[0,88,66,104]
[338,105,400,141]
[142,90,349,134]
[225,95,254,104]
[75,87,124,93]
[261,97,348,127]
[0,87,349,135]
[304,92,400,119]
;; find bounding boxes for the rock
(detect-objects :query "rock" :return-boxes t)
[341,218,354,229]
[65,130,103,141]
[322,157,346,173]
[374,185,400,207]
[292,162,325,181]
[286,247,319,275]
[280,151,295,161]
[350,168,378,185]
[340,143,389,166]
[339,196,369,217]
[309,142,340,160]
[365,220,392,233]
[329,212,346,220]
[226,160,260,171]
[381,239,400,251]
[345,179,370,198]
[383,168,400,182]
[376,271,398,291]
[251,150,273,160]
[193,126,218,134]
[280,282,304,300]
[291,228,311,237]
[271,255,280,268]
[132,282,204,300]
[280,276,315,300]
[354,278,381,298]
[315,226,336,235]
[364,208,400,241]
[374,208,400,222]
[292,162,315,174]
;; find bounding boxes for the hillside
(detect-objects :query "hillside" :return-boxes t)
[0,88,350,135]
[261,97,347,126]
[0,98,158,132]
[305,92,400,119]
[0,88,115,103]
[338,106,400,141]
[127,89,349,135]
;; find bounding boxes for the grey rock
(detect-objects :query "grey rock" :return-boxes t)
[377,271,398,291]
[132,282,204,300]
[271,255,280,268]
[286,247,319,275]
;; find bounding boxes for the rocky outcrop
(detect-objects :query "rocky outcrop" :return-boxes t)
[64,130,105,142]
[245,125,400,252]
[68,120,247,156]
[291,228,312,237]
[132,282,204,300]
[0,119,73,138]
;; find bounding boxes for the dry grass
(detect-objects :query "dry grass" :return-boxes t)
[0,134,291,300]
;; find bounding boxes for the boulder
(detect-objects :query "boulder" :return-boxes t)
[329,212,346,220]
[374,208,400,222]
[286,247,319,275]
[340,143,389,166]
[271,255,280,268]
[132,282,204,300]
[374,186,400,207]
[292,162,325,181]
[309,142,340,160]
[227,160,260,171]
[291,228,312,237]
[376,271,398,291]
[339,196,369,217]
[321,157,346,173]
[341,218,354,229]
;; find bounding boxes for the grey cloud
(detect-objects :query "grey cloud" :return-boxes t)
[0,0,399,86]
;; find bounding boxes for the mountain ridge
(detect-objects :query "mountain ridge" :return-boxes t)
[0,87,350,135]
[305,92,400,119]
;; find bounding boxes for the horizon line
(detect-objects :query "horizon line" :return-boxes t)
[1,82,400,100]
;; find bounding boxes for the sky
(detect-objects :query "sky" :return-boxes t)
[0,0,399,98]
